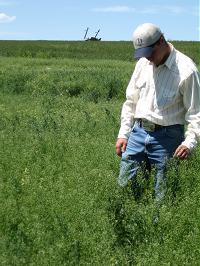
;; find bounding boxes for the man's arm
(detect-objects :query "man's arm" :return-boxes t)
[116,70,139,156]
[177,70,200,158]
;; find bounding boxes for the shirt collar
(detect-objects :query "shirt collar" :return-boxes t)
[163,43,175,69]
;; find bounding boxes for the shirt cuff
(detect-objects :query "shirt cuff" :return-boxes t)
[181,138,197,151]
[117,133,129,139]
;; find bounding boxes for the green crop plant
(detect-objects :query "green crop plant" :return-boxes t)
[0,40,200,265]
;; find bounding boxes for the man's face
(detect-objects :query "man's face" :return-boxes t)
[146,41,163,66]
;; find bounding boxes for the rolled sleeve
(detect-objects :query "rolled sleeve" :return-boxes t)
[181,70,200,150]
[117,69,140,139]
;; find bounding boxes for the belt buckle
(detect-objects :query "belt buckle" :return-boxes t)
[142,119,155,132]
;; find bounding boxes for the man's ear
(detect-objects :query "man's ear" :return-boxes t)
[159,35,165,44]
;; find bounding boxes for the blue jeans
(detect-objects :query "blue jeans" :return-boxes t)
[118,121,184,201]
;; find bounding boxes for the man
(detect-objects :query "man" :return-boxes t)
[116,23,200,201]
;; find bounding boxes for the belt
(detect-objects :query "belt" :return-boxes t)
[136,119,164,132]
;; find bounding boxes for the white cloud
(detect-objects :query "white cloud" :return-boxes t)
[0,13,16,23]
[139,5,186,14]
[0,1,16,6]
[139,7,158,14]
[92,6,135,13]
[92,5,197,15]
[162,5,186,14]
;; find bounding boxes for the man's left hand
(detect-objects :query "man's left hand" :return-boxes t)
[174,145,190,159]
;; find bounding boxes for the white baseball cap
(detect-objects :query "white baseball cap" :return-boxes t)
[133,23,162,59]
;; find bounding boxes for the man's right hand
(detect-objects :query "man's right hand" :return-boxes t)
[115,138,128,157]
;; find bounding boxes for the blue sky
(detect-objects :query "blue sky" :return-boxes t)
[0,0,199,41]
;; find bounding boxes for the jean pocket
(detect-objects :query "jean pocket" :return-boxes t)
[165,125,184,139]
[131,121,140,132]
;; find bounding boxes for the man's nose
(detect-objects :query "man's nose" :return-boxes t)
[146,57,153,61]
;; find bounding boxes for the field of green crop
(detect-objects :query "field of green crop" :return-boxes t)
[0,41,200,265]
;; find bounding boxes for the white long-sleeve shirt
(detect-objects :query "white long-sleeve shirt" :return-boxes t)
[118,44,200,150]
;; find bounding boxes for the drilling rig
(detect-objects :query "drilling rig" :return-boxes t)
[84,27,101,41]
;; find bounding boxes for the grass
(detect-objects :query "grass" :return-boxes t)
[0,40,199,64]
[0,40,200,265]
[0,56,132,101]
[0,94,120,265]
